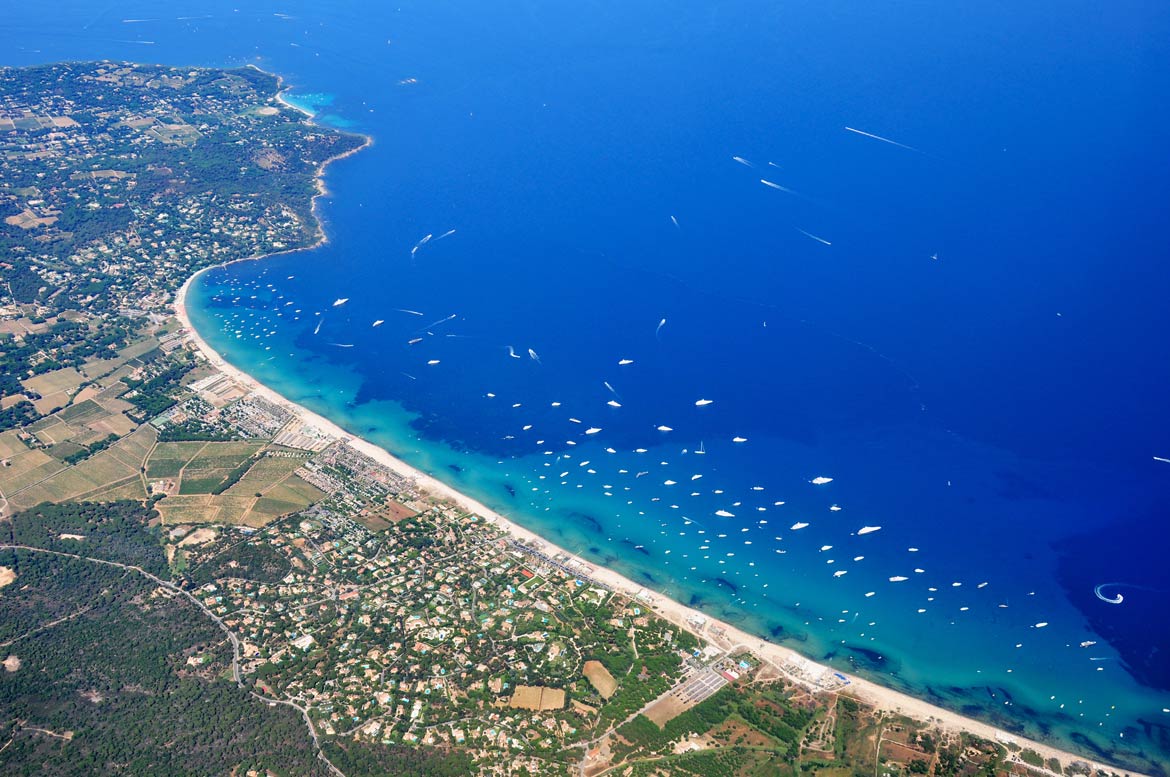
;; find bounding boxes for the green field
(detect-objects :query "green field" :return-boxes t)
[179,471,233,494]
[112,424,157,467]
[248,497,307,523]
[116,337,162,362]
[57,398,106,425]
[184,441,264,470]
[47,441,88,461]
[77,337,161,383]
[6,447,139,508]
[27,418,71,444]
[156,470,320,527]
[224,456,305,496]
[80,355,123,381]
[266,474,325,504]
[95,381,131,403]
[73,448,138,486]
[146,458,186,479]
[145,440,209,478]
[26,415,65,436]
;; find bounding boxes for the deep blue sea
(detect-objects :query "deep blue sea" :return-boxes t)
[6,1,1170,770]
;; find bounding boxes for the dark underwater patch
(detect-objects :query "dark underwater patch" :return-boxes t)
[1054,515,1170,692]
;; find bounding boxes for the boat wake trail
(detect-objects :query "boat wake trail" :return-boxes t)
[1094,582,1125,604]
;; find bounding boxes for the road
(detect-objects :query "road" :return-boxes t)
[1,543,347,777]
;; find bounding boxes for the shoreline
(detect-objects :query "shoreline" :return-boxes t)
[170,95,1140,777]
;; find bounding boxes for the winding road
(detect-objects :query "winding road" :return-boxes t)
[0,543,347,777]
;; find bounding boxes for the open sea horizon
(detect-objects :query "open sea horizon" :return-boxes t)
[6,1,1170,771]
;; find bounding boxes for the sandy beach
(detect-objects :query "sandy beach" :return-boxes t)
[172,277,1139,776]
[169,105,1140,776]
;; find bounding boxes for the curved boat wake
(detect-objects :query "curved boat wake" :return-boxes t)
[1094,583,1125,604]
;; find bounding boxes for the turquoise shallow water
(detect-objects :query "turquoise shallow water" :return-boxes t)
[6,0,1170,770]
[187,245,1169,770]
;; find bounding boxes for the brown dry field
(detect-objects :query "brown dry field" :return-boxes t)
[32,391,72,415]
[509,685,565,711]
[583,660,618,700]
[644,693,690,728]
[72,448,138,484]
[0,450,64,493]
[5,209,58,229]
[155,492,285,528]
[89,413,137,438]
[0,394,30,410]
[382,500,418,522]
[21,367,83,397]
[87,477,149,503]
[94,395,134,415]
[8,471,100,509]
[0,431,27,458]
[355,512,393,532]
[703,718,779,750]
[879,740,929,767]
[72,385,103,404]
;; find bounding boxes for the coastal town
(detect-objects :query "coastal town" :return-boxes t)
[0,61,1151,776]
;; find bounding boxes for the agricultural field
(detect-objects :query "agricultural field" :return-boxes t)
[115,337,162,362]
[87,476,150,503]
[509,685,566,711]
[154,460,321,527]
[0,430,29,458]
[247,492,317,523]
[184,441,266,470]
[177,473,229,494]
[21,367,86,415]
[109,425,157,468]
[2,425,157,511]
[19,397,140,462]
[26,417,72,445]
[145,441,211,479]
[76,335,161,378]
[156,494,247,524]
[584,659,619,700]
[95,383,133,406]
[222,455,308,496]
[6,448,135,509]
[56,399,106,426]
[169,441,265,495]
[21,366,85,397]
[0,448,65,495]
